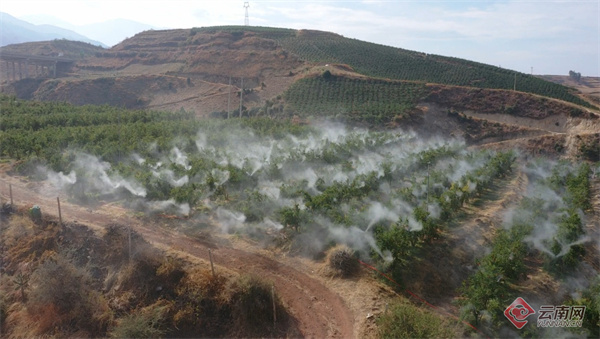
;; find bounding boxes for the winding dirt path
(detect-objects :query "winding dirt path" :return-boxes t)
[0,175,355,339]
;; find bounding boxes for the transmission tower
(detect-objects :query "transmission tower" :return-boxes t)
[244,2,250,26]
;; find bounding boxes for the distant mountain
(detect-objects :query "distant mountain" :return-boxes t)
[20,14,160,47]
[0,12,106,47]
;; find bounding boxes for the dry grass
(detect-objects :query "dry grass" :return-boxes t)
[228,274,286,337]
[0,205,297,338]
[325,245,359,278]
[2,215,35,248]
[2,215,59,274]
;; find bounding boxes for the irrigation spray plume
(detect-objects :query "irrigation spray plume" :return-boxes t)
[504,161,593,258]
[92,157,145,197]
[151,169,189,187]
[40,123,474,257]
[40,152,199,216]
[147,199,191,216]
[216,207,246,233]
[131,153,146,165]
[66,153,147,197]
[364,201,399,232]
[263,218,284,230]
[170,147,191,170]
[45,170,77,190]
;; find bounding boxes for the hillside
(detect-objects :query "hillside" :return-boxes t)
[541,75,600,107]
[0,26,598,157]
[0,26,596,116]
[1,25,600,339]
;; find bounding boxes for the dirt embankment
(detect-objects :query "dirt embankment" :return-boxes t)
[0,175,358,338]
[425,85,596,120]
[418,85,600,156]
[539,75,600,107]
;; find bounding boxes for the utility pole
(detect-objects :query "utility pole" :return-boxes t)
[227,76,231,119]
[239,77,244,118]
[513,73,517,91]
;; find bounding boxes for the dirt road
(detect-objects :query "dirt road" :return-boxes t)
[0,175,355,339]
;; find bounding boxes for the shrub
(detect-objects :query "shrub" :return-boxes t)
[117,246,165,300]
[2,215,35,248]
[28,253,112,336]
[171,270,230,337]
[109,301,170,338]
[377,302,459,338]
[566,277,600,338]
[326,245,359,277]
[228,275,281,336]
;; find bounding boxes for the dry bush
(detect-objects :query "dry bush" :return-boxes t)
[25,253,112,337]
[2,215,35,248]
[109,300,171,339]
[4,220,59,274]
[115,246,185,306]
[116,249,161,301]
[0,276,12,337]
[326,245,359,277]
[227,274,285,337]
[171,269,229,337]
[155,256,186,297]
[5,302,60,338]
[101,224,153,267]
[102,224,147,266]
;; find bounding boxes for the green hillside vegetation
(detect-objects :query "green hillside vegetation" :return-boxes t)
[0,95,309,172]
[283,73,426,123]
[1,95,598,338]
[459,161,596,335]
[281,72,591,125]
[193,26,592,108]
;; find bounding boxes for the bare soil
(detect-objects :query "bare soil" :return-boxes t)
[540,75,600,106]
[0,171,384,338]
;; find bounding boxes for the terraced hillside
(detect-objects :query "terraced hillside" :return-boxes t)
[196,26,592,108]
[0,26,596,117]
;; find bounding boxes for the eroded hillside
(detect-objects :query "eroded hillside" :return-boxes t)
[0,27,596,124]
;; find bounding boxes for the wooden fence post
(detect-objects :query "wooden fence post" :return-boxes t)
[272,284,277,326]
[128,225,132,263]
[209,249,215,277]
[57,197,62,226]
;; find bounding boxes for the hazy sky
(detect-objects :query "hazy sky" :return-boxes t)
[1,0,598,76]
